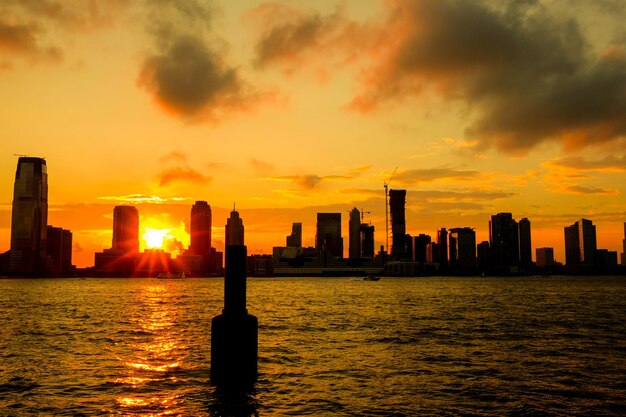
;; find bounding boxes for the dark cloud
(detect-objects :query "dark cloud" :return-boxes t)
[393,168,482,185]
[0,18,62,61]
[139,0,268,121]
[158,167,211,187]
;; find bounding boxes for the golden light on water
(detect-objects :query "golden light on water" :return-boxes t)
[114,284,185,415]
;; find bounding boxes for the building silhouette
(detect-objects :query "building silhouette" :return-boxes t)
[226,208,244,246]
[477,241,490,272]
[564,218,597,266]
[286,222,302,247]
[360,224,375,258]
[190,201,212,272]
[519,218,532,270]
[489,213,519,270]
[315,213,343,258]
[448,227,476,272]
[413,234,431,263]
[112,206,139,255]
[349,208,361,259]
[535,247,554,267]
[621,223,625,266]
[389,189,407,258]
[437,228,448,270]
[46,226,72,275]
[10,157,48,275]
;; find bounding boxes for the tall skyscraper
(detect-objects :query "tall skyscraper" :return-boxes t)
[226,208,244,246]
[349,208,361,259]
[489,212,519,268]
[413,234,431,263]
[10,157,48,274]
[564,218,597,266]
[360,224,375,258]
[286,223,302,247]
[190,201,212,270]
[46,226,72,275]
[449,227,476,271]
[112,206,139,254]
[437,228,448,269]
[315,213,343,258]
[389,189,407,258]
[519,218,532,269]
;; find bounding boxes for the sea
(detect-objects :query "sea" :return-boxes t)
[1,276,625,416]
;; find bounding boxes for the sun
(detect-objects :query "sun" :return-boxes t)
[143,228,169,249]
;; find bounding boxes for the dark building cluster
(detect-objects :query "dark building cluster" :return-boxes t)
[0,157,74,277]
[93,201,223,277]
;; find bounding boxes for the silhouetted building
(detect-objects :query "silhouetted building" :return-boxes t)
[477,241,490,272]
[10,157,48,275]
[349,208,361,259]
[449,227,476,272]
[46,226,72,275]
[389,189,407,258]
[315,213,343,258]
[189,201,212,272]
[621,223,626,266]
[489,213,519,269]
[564,218,597,266]
[413,234,431,263]
[437,228,448,270]
[535,247,554,267]
[360,224,375,258]
[426,242,439,264]
[286,222,302,247]
[596,249,618,273]
[112,205,139,255]
[226,208,244,245]
[519,218,532,270]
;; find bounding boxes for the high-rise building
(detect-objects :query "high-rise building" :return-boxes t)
[349,208,361,259]
[46,226,72,275]
[286,223,302,247]
[477,241,490,271]
[425,242,439,263]
[190,201,212,271]
[413,234,431,263]
[226,208,244,246]
[437,228,448,269]
[564,218,597,266]
[112,206,139,255]
[489,212,519,268]
[519,218,532,269]
[449,227,476,271]
[360,224,375,258]
[622,222,626,266]
[535,247,554,267]
[389,189,407,258]
[10,157,48,274]
[315,213,343,258]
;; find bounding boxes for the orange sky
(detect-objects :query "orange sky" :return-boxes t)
[1,0,625,267]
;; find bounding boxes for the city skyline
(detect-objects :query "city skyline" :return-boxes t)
[1,0,625,267]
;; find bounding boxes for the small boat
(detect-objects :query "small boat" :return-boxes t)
[157,272,186,279]
[363,274,381,281]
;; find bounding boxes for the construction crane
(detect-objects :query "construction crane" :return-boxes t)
[384,167,397,253]
[346,208,372,224]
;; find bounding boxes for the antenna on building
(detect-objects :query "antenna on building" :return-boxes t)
[384,167,397,253]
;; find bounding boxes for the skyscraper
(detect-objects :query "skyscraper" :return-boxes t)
[315,213,343,258]
[389,189,407,258]
[360,224,375,258]
[437,228,448,269]
[286,223,302,247]
[46,226,72,275]
[489,212,519,268]
[449,227,476,271]
[10,157,48,274]
[190,201,212,270]
[112,206,139,255]
[564,218,597,266]
[226,208,244,246]
[413,234,431,263]
[621,223,626,266]
[519,218,532,270]
[349,208,361,259]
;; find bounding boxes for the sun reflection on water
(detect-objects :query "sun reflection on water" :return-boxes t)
[113,283,186,415]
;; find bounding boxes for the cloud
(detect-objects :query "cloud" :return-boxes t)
[546,155,626,172]
[98,194,188,204]
[347,0,626,153]
[158,167,211,187]
[564,185,618,195]
[138,0,270,122]
[159,151,188,163]
[0,18,62,61]
[250,157,275,174]
[392,167,482,185]
[265,174,351,189]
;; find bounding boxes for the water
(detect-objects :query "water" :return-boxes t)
[1,276,625,416]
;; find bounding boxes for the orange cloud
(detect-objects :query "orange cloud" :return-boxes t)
[158,167,211,187]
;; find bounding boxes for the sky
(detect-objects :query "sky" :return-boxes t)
[1,0,625,268]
